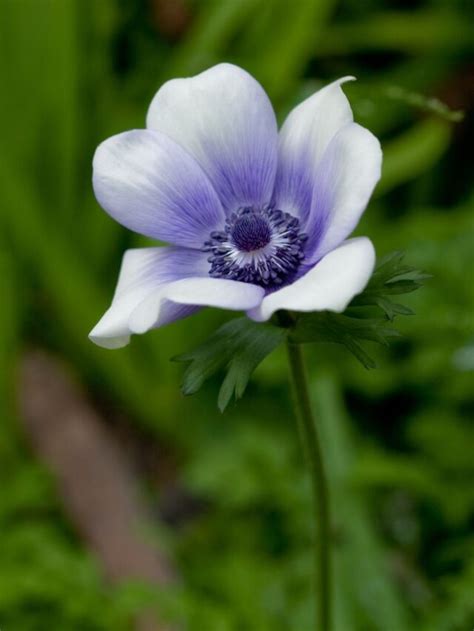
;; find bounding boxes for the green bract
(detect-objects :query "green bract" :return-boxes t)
[176,252,429,410]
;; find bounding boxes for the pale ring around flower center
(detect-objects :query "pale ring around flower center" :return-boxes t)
[203,205,308,288]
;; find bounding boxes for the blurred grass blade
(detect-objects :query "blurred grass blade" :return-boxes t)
[0,248,20,431]
[0,157,177,433]
[168,0,260,76]
[252,0,336,102]
[377,118,451,195]
[317,9,472,55]
[311,374,412,630]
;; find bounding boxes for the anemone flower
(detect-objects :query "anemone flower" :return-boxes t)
[90,63,381,349]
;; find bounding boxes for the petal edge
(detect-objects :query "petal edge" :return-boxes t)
[93,129,225,248]
[89,247,210,349]
[129,278,265,334]
[273,76,355,224]
[247,237,375,322]
[147,63,278,213]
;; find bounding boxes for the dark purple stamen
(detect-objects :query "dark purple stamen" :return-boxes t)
[203,205,307,289]
[231,210,271,252]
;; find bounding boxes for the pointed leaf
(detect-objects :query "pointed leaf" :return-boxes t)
[174,317,287,410]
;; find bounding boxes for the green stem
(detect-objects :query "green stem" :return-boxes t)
[286,340,331,631]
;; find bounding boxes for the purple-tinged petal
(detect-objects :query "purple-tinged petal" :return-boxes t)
[129,278,265,335]
[89,247,209,349]
[247,237,375,322]
[273,77,355,224]
[304,123,382,264]
[93,130,225,248]
[146,63,278,213]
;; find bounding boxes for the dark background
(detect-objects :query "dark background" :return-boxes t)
[0,0,473,629]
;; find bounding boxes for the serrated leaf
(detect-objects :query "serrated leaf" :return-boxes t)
[352,250,427,319]
[383,279,423,294]
[341,336,377,369]
[289,251,427,368]
[290,311,397,369]
[174,317,287,411]
[176,252,427,391]
[372,250,405,273]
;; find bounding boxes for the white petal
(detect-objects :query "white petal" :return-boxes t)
[89,247,209,349]
[146,63,278,212]
[247,237,375,322]
[93,130,225,248]
[129,278,265,334]
[273,77,354,222]
[306,123,382,263]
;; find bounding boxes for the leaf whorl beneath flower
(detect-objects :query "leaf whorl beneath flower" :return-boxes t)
[290,250,430,368]
[175,251,428,408]
[173,318,287,412]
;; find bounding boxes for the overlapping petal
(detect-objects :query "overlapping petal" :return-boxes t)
[304,123,381,262]
[89,247,210,349]
[146,63,278,213]
[247,237,375,322]
[93,129,225,248]
[91,65,382,349]
[272,77,354,225]
[129,278,265,335]
[89,247,265,349]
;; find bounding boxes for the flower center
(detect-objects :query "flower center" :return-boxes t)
[231,211,272,252]
[204,206,307,288]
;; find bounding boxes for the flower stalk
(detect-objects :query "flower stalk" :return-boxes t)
[286,339,331,631]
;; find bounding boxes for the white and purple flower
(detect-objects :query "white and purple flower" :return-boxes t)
[90,64,381,349]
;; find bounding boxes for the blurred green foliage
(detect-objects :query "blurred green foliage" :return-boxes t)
[0,0,473,629]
